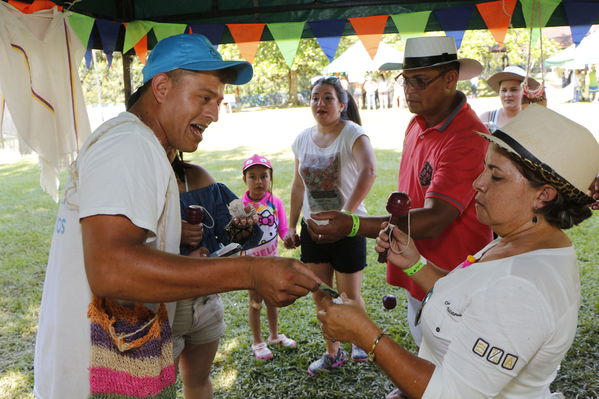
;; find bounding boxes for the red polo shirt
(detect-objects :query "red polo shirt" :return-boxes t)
[387,93,493,301]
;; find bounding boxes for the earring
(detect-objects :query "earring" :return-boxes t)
[532,215,538,224]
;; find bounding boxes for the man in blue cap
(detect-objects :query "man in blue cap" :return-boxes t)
[34,34,320,399]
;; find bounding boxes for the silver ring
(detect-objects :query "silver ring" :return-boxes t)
[318,234,322,240]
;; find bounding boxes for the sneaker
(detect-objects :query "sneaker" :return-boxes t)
[351,344,368,362]
[307,348,347,376]
[267,333,297,349]
[251,342,273,360]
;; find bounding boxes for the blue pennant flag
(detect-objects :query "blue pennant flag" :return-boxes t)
[187,24,226,48]
[433,5,475,49]
[308,19,346,62]
[564,2,599,45]
[95,19,121,67]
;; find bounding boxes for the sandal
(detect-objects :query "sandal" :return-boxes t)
[251,342,273,360]
[267,333,297,348]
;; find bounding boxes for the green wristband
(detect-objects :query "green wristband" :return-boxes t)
[403,260,425,277]
[347,213,360,237]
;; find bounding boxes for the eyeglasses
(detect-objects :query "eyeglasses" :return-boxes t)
[415,288,433,326]
[395,71,447,90]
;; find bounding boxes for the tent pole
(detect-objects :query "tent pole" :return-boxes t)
[122,52,132,106]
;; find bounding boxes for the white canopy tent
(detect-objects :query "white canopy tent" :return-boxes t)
[545,31,599,69]
[324,41,403,81]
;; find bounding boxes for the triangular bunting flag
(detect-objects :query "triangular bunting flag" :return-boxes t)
[68,13,95,48]
[227,24,265,63]
[7,0,61,13]
[433,5,475,49]
[476,0,517,45]
[348,15,388,59]
[564,1,599,45]
[268,22,305,68]
[134,35,148,64]
[308,19,346,62]
[188,24,226,46]
[520,0,561,29]
[390,11,432,40]
[123,20,153,54]
[95,19,121,67]
[151,22,187,42]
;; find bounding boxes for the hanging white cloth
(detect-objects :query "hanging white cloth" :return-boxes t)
[0,2,91,200]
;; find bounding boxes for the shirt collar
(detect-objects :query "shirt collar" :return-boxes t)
[415,91,467,133]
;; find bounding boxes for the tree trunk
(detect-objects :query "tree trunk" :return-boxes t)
[289,69,299,106]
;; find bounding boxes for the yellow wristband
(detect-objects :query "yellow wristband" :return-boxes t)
[403,260,425,277]
[368,332,387,362]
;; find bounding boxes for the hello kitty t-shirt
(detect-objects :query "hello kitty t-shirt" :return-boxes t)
[242,191,288,257]
[292,120,368,218]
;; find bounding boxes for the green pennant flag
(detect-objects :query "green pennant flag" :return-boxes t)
[68,13,95,48]
[123,21,153,54]
[390,11,432,40]
[151,22,187,42]
[520,0,561,29]
[268,22,306,68]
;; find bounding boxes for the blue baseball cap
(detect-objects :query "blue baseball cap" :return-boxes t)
[142,33,253,85]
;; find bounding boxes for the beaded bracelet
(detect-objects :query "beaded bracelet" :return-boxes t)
[368,332,387,362]
[347,213,360,237]
[403,260,425,277]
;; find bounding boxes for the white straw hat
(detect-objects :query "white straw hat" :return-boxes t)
[477,104,599,205]
[400,36,483,80]
[486,66,540,93]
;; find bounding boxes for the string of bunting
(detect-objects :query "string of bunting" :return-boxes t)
[6,0,599,68]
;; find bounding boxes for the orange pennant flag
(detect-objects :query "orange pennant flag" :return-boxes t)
[134,35,148,65]
[227,24,265,64]
[8,0,62,13]
[476,0,517,46]
[348,15,388,59]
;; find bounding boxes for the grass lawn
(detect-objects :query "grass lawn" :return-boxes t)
[1,136,598,398]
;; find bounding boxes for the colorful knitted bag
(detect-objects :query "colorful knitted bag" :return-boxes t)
[88,297,176,398]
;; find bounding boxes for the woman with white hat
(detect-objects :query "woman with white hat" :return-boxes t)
[318,105,599,398]
[479,66,539,132]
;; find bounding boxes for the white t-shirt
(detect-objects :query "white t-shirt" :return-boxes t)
[291,120,368,217]
[34,112,181,399]
[419,242,580,399]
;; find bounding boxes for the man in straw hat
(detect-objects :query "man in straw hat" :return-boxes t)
[318,104,599,399]
[34,33,321,399]
[307,34,493,388]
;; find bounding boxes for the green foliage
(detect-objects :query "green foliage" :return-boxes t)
[79,51,144,105]
[457,28,562,97]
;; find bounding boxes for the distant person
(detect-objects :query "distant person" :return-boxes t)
[588,66,597,102]
[364,75,378,110]
[241,154,298,360]
[284,76,377,376]
[469,76,479,98]
[479,66,539,131]
[339,74,350,91]
[377,74,390,109]
[33,33,320,398]
[319,105,599,399]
